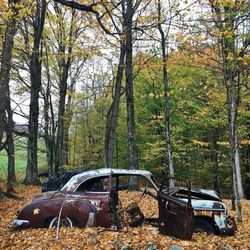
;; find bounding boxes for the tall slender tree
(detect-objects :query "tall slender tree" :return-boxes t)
[105,42,126,168]
[42,3,86,175]
[42,39,56,176]
[0,0,21,192]
[157,0,174,184]
[24,0,47,185]
[125,0,139,170]
[54,4,77,174]
[190,0,250,221]
[209,0,249,221]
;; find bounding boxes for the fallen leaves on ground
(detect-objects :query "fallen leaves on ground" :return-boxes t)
[0,180,249,250]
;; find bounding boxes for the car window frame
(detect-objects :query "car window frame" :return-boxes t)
[73,175,111,193]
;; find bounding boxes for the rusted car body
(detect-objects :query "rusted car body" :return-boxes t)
[159,179,236,236]
[13,168,236,240]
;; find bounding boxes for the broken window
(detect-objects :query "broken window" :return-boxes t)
[77,176,109,192]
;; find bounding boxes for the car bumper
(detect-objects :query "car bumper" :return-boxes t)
[13,219,30,227]
[219,227,235,235]
[219,216,237,236]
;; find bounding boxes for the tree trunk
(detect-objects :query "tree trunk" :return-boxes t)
[227,89,242,221]
[43,68,56,176]
[152,82,167,168]
[245,115,250,199]
[63,82,75,166]
[208,1,244,222]
[25,76,41,184]
[157,0,174,186]
[104,43,126,168]
[6,100,15,193]
[24,0,46,185]
[211,132,221,197]
[235,131,244,198]
[55,66,70,174]
[0,0,21,192]
[125,0,138,170]
[0,187,4,200]
[72,117,78,167]
[54,6,75,174]
[245,143,250,199]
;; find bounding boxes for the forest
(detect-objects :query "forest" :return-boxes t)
[0,0,249,248]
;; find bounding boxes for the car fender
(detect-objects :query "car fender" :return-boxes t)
[17,198,97,228]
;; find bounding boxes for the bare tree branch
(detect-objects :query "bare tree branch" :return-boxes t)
[53,0,119,35]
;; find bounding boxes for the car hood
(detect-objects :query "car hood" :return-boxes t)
[191,188,221,201]
[173,188,226,211]
[171,187,222,202]
[191,199,226,211]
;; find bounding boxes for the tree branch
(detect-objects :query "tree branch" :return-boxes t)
[53,0,118,35]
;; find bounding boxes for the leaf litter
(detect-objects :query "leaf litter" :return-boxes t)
[0,180,249,249]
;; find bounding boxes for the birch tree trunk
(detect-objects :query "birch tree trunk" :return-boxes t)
[63,68,81,166]
[157,0,174,186]
[63,91,74,166]
[228,92,242,221]
[207,0,248,222]
[235,131,244,198]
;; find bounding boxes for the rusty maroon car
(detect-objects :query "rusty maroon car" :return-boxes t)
[13,168,236,240]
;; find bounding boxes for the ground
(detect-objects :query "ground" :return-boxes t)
[0,180,249,250]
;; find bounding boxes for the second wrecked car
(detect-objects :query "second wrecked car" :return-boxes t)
[13,168,236,240]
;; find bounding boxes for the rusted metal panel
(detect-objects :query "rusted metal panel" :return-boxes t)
[158,197,194,240]
[158,178,194,240]
[124,202,144,227]
[17,191,110,228]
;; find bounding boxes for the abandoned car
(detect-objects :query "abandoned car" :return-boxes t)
[13,168,236,240]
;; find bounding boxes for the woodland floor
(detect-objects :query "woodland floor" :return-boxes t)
[0,180,249,250]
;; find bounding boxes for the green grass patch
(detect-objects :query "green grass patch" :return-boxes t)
[0,137,47,181]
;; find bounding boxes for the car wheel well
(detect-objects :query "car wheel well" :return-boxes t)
[44,216,77,228]
[44,217,53,227]
[194,216,219,234]
[68,217,77,226]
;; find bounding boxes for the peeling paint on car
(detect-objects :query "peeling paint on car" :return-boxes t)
[191,200,226,211]
[33,208,40,215]
[61,168,154,192]
[194,210,213,217]
[214,212,227,228]
[89,200,101,206]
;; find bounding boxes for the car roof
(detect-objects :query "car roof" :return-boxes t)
[78,168,152,176]
[61,168,153,192]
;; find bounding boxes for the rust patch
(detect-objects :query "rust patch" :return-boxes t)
[194,210,213,217]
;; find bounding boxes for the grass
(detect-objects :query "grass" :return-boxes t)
[0,137,46,181]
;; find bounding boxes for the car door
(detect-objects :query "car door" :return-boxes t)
[158,178,194,240]
[75,175,111,227]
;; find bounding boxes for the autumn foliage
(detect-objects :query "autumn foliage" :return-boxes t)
[0,181,249,249]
